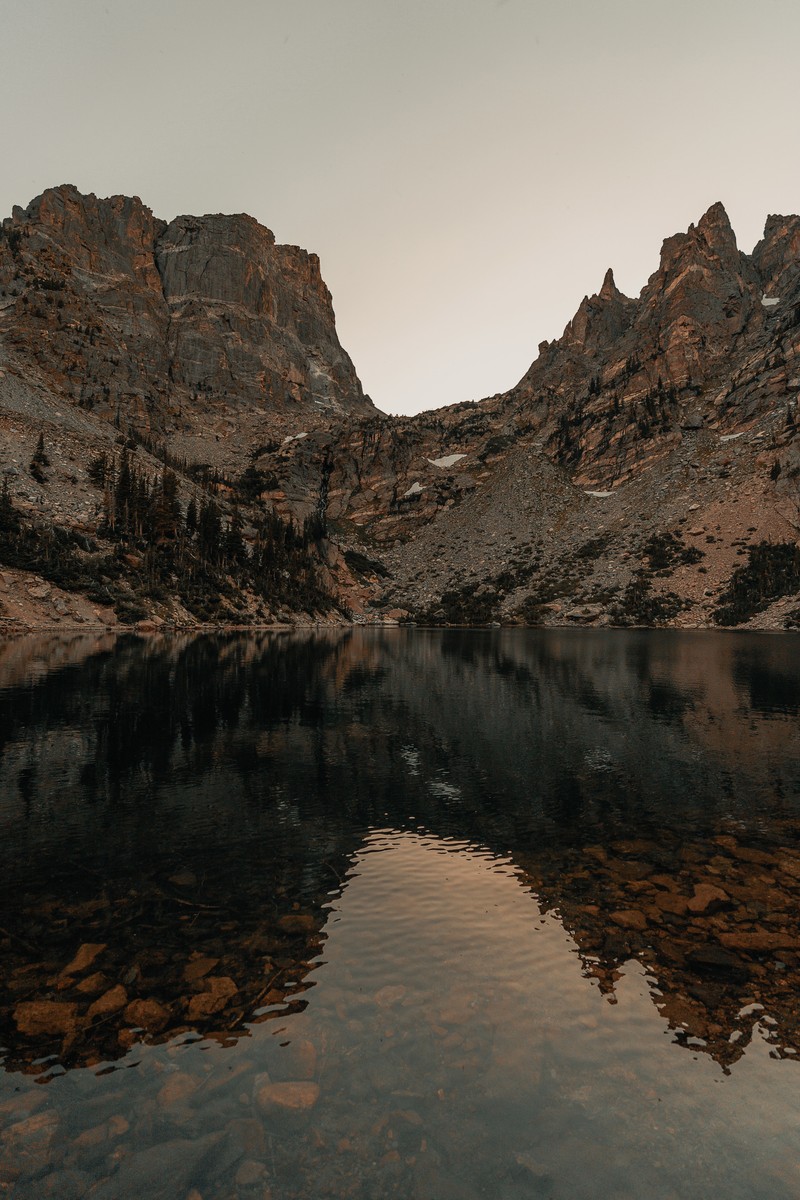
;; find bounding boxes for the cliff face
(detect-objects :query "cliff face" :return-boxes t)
[0,185,371,462]
[0,190,799,630]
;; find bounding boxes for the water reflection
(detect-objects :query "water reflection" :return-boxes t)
[1,629,800,1197]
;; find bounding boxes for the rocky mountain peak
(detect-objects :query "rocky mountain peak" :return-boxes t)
[561,267,637,352]
[599,267,623,302]
[0,186,372,459]
[654,200,742,287]
[751,213,800,295]
[695,199,735,247]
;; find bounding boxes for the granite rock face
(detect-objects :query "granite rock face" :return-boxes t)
[0,185,370,458]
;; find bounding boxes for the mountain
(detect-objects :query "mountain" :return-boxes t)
[1,188,799,630]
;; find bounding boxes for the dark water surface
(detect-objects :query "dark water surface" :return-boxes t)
[1,628,800,1198]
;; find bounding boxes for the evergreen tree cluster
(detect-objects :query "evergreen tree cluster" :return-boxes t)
[84,449,335,621]
[0,449,337,625]
[713,541,800,626]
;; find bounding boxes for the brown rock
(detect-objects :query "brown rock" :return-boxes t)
[687,883,730,914]
[183,956,220,983]
[719,930,800,954]
[277,913,317,935]
[271,1038,317,1082]
[609,909,648,931]
[157,1071,199,1108]
[0,1110,59,1179]
[186,975,238,1021]
[123,997,171,1032]
[254,1080,320,1115]
[75,971,109,995]
[61,942,106,977]
[87,984,128,1019]
[14,999,79,1037]
[375,985,407,1008]
[651,890,690,916]
[169,869,198,888]
[236,1160,267,1188]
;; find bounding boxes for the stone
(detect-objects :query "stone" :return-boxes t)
[227,1117,267,1159]
[79,1133,223,1200]
[0,1110,59,1180]
[277,913,317,935]
[14,999,78,1037]
[271,1038,317,1082]
[37,1169,91,1200]
[169,869,198,888]
[75,971,108,995]
[123,997,171,1032]
[157,1071,199,1108]
[183,956,220,983]
[687,883,730,914]
[609,909,648,931]
[375,984,407,1008]
[651,890,690,916]
[720,930,800,954]
[236,1160,267,1187]
[254,1080,320,1116]
[687,945,746,974]
[87,984,128,1019]
[186,975,238,1021]
[61,942,106,977]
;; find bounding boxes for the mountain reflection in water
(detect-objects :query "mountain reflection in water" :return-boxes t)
[1,628,799,1199]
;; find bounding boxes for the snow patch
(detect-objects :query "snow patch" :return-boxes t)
[761,295,780,307]
[427,453,467,469]
[282,432,308,444]
[585,489,615,498]
[720,432,744,442]
[403,482,424,497]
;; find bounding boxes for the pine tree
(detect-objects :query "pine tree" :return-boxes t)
[185,497,198,537]
[223,507,246,566]
[30,432,50,483]
[198,499,223,564]
[0,478,18,535]
[152,469,181,543]
[115,451,133,534]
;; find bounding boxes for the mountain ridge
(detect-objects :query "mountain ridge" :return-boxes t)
[1,188,799,631]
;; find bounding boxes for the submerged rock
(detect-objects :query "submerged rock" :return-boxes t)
[60,943,107,978]
[254,1080,321,1115]
[123,997,171,1032]
[14,999,78,1037]
[87,985,127,1019]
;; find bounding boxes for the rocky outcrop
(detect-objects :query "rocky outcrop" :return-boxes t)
[0,185,371,465]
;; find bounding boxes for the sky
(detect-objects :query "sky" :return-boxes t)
[1,0,799,415]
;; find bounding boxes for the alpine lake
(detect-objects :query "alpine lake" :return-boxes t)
[1,627,799,1200]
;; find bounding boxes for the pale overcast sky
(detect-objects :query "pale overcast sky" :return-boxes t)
[1,0,799,414]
